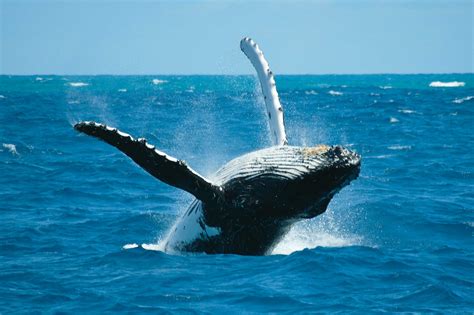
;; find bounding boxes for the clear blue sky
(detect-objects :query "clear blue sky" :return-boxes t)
[1,0,472,74]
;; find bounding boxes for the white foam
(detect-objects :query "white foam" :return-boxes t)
[118,88,127,92]
[429,81,465,88]
[68,82,89,87]
[367,154,394,159]
[35,77,43,81]
[390,117,399,123]
[2,143,18,155]
[272,220,362,255]
[305,90,318,95]
[152,79,167,85]
[388,145,411,150]
[379,86,392,89]
[122,243,139,250]
[141,243,164,251]
[328,90,343,96]
[67,100,80,105]
[398,109,416,114]
[453,96,473,104]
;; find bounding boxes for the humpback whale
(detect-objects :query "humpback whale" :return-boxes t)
[74,37,361,255]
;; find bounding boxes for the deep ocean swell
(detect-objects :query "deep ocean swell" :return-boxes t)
[0,74,473,312]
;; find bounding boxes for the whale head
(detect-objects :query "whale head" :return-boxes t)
[214,145,360,222]
[280,144,361,220]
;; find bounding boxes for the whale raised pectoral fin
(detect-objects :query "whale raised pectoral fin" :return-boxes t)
[74,121,224,204]
[240,37,287,146]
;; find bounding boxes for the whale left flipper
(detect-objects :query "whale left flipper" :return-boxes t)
[74,121,223,204]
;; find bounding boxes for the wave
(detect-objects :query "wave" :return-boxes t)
[429,81,465,88]
[2,143,18,155]
[388,145,411,151]
[390,117,399,123]
[305,90,318,95]
[328,90,343,96]
[379,85,392,89]
[118,89,127,92]
[122,243,139,250]
[68,82,89,87]
[152,79,167,85]
[398,109,416,114]
[452,96,473,104]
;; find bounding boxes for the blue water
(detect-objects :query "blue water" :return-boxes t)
[1,74,473,313]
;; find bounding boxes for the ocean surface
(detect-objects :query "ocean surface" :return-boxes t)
[0,74,473,313]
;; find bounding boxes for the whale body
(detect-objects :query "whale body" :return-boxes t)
[74,38,361,255]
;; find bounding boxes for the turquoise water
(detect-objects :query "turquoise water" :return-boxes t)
[1,74,473,312]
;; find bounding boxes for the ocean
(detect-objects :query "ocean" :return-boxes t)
[0,74,473,313]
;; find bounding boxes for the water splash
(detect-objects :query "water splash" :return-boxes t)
[272,207,363,255]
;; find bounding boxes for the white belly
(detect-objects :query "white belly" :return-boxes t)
[163,200,221,252]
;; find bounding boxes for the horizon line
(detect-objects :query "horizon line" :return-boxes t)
[1,72,473,76]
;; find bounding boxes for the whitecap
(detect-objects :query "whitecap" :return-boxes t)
[67,100,80,105]
[35,77,43,81]
[328,90,343,96]
[152,79,167,85]
[118,88,127,92]
[390,117,399,123]
[452,96,473,104]
[388,145,411,151]
[379,85,392,89]
[398,109,416,114]
[305,90,318,95]
[429,81,465,88]
[366,154,394,159]
[68,82,89,87]
[2,143,18,155]
[122,243,139,250]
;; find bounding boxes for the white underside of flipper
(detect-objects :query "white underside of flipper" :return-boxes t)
[241,37,288,146]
